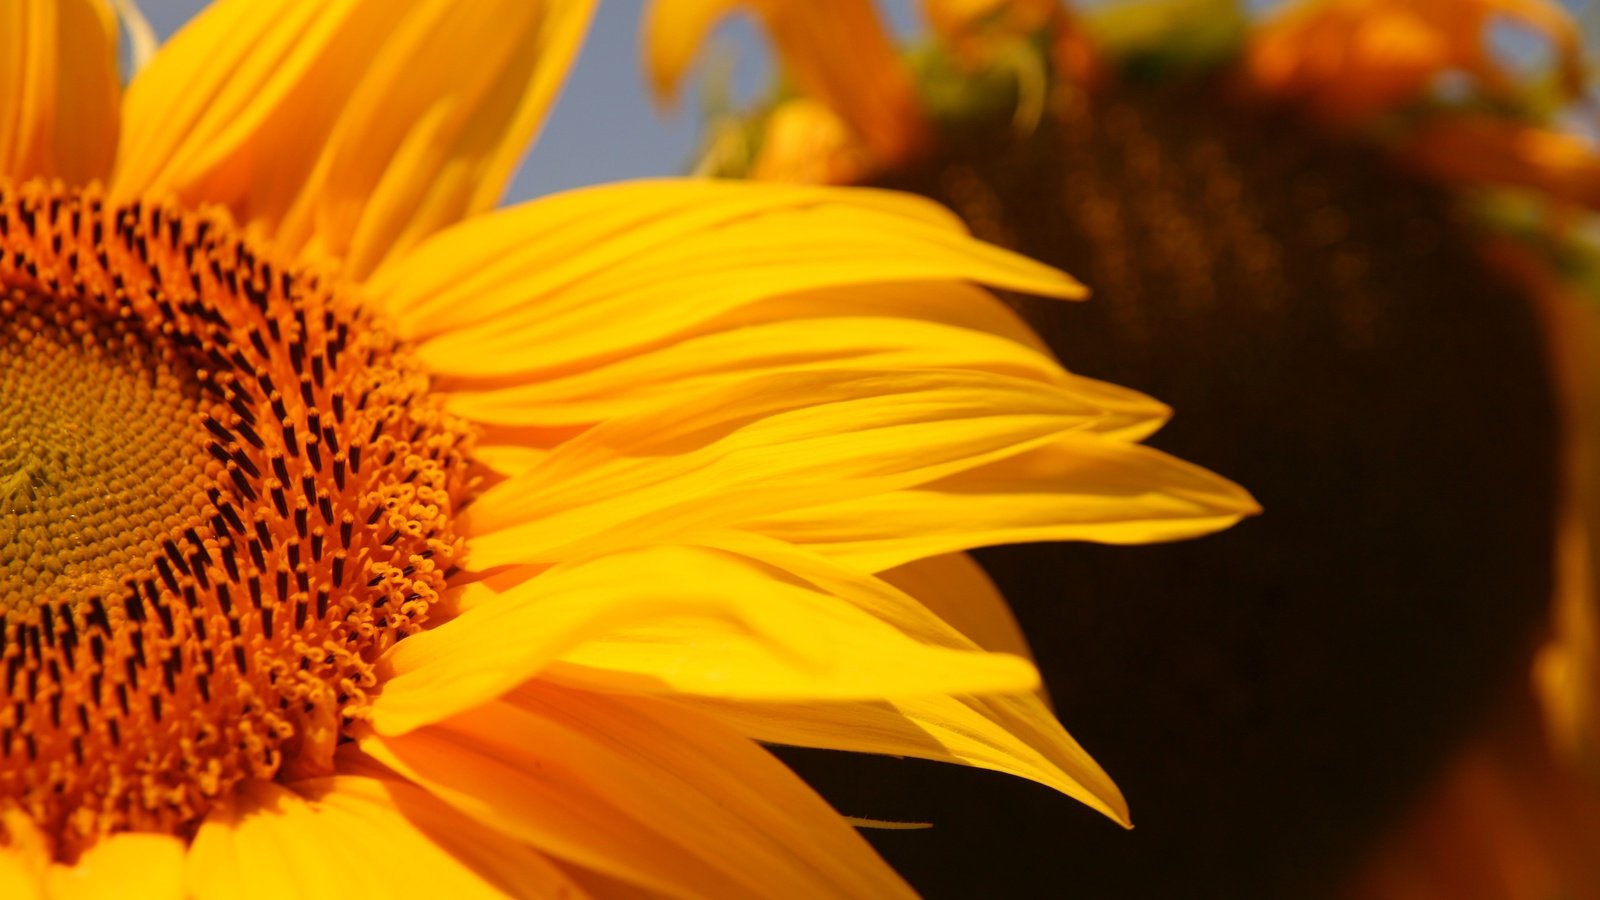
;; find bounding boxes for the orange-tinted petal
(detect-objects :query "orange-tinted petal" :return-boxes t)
[646,0,926,167]
[361,683,916,899]
[1246,0,1583,124]
[1401,117,1600,210]
[0,0,119,184]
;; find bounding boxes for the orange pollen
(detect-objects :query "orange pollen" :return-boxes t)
[0,179,473,857]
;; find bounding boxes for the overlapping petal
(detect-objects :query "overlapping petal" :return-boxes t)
[370,543,1039,735]
[185,776,576,899]
[361,683,917,899]
[645,0,926,166]
[0,0,119,184]
[880,552,1035,660]
[113,0,593,278]
[371,179,1082,375]
[747,433,1261,572]
[443,281,1065,430]
[460,368,1170,569]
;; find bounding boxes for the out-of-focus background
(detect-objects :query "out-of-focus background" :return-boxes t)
[136,0,1591,200]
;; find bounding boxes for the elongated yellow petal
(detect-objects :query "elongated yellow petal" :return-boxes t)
[185,778,538,900]
[360,683,917,899]
[646,0,926,166]
[112,0,593,278]
[369,178,1080,371]
[881,552,1035,660]
[536,534,1131,823]
[445,306,1070,428]
[748,431,1260,572]
[371,544,1039,735]
[462,369,1168,569]
[686,690,1130,826]
[0,0,119,184]
[45,834,183,900]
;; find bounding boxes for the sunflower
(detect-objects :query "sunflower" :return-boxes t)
[646,0,1600,896]
[0,0,1261,895]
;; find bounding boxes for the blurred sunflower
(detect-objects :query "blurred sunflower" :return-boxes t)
[0,0,1263,896]
[647,0,1600,896]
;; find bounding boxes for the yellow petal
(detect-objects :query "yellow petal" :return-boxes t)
[185,777,539,900]
[645,0,925,166]
[360,683,916,899]
[685,690,1130,826]
[462,368,1167,568]
[534,535,1130,823]
[45,834,184,900]
[0,852,39,900]
[112,0,594,279]
[881,552,1034,660]
[746,97,874,185]
[442,287,1074,428]
[369,178,1081,371]
[371,544,1039,735]
[748,431,1261,572]
[0,808,47,898]
[0,0,119,184]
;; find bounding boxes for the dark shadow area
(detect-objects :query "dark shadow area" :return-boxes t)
[796,77,1561,898]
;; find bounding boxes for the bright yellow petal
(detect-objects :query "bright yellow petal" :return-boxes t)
[0,0,119,184]
[112,0,594,279]
[369,179,1080,371]
[360,683,916,899]
[371,544,1039,735]
[45,834,184,900]
[685,690,1130,826]
[461,368,1167,569]
[442,286,1074,429]
[185,777,537,900]
[748,431,1261,572]
[0,808,47,898]
[880,552,1034,660]
[0,854,39,900]
[645,0,925,166]
[642,535,1129,821]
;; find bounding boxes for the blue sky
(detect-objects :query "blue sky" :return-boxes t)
[135,0,1595,204]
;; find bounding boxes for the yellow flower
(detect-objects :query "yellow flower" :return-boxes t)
[645,0,1600,895]
[0,0,1257,895]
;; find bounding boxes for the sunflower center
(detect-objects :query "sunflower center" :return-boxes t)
[1,293,208,601]
[0,180,473,857]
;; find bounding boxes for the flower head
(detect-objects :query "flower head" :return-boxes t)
[0,0,1257,894]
